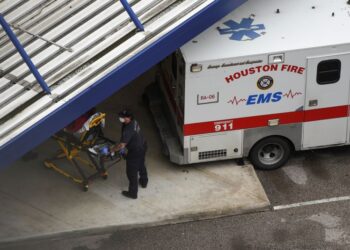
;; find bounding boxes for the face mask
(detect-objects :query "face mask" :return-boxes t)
[119,117,125,123]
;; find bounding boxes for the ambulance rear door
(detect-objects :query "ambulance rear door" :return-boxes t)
[302,53,350,148]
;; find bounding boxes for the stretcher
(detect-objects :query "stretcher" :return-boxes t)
[44,112,120,191]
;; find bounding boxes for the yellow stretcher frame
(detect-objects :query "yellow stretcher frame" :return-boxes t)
[44,113,120,191]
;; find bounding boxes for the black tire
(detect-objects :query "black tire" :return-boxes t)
[249,137,292,170]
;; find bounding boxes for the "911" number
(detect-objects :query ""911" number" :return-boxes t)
[214,121,234,132]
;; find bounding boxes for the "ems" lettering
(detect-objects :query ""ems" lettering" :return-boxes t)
[246,92,282,105]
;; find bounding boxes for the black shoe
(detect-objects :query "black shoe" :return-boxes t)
[139,179,148,188]
[121,191,137,199]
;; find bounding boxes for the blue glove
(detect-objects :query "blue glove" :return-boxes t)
[100,146,110,156]
[119,148,127,158]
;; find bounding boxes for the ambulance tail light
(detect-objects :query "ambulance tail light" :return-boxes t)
[191,64,202,73]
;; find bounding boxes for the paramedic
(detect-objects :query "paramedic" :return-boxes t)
[112,109,148,199]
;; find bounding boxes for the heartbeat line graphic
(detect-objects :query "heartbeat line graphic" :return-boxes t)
[283,90,303,99]
[227,96,247,105]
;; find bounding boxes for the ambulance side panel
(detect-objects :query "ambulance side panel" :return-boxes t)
[183,43,350,164]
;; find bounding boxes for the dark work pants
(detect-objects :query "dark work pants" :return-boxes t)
[126,149,148,196]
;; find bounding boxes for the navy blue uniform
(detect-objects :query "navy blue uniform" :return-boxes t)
[120,119,148,197]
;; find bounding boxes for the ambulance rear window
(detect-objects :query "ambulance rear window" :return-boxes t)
[317,59,341,85]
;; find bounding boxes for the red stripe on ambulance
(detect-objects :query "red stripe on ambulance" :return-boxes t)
[183,105,348,136]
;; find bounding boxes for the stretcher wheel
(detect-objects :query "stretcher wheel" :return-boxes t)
[83,184,89,192]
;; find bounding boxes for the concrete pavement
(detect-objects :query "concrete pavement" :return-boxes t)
[0,151,269,243]
[0,73,270,243]
[3,145,350,250]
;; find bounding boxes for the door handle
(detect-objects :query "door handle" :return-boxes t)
[309,99,318,107]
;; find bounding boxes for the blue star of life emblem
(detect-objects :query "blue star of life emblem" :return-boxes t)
[218,18,265,41]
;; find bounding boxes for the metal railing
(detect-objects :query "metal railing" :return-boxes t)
[120,0,144,31]
[0,14,51,94]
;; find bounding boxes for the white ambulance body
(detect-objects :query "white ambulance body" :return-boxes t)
[152,0,350,169]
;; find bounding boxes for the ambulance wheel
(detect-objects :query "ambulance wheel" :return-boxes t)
[250,137,291,170]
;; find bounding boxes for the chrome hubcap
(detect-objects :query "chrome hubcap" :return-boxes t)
[258,143,284,165]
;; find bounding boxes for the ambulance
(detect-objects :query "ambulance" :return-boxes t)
[146,0,350,170]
